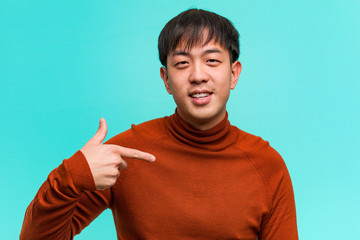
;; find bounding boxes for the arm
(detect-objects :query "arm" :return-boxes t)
[258,146,298,240]
[20,118,155,240]
[259,164,298,239]
[20,151,111,240]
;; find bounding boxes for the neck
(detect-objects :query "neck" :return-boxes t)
[166,109,237,151]
[176,109,227,131]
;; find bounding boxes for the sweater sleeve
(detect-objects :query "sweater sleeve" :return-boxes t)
[20,151,112,240]
[257,144,298,240]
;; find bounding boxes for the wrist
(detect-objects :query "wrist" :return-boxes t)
[64,151,97,192]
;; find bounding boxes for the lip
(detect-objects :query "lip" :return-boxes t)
[189,90,213,106]
[189,89,213,96]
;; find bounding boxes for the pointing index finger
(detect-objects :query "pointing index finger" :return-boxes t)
[117,146,156,162]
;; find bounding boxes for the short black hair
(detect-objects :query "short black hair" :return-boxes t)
[158,9,240,67]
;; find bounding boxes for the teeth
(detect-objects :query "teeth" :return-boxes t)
[191,93,210,98]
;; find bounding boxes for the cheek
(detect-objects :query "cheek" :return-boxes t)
[170,83,186,98]
[215,76,232,97]
[166,80,182,99]
[167,72,188,92]
[214,72,232,88]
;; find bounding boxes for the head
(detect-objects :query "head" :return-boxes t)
[158,9,242,130]
[158,9,240,68]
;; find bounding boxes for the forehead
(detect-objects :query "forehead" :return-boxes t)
[172,38,228,55]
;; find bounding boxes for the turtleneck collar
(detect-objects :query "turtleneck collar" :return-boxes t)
[166,109,238,151]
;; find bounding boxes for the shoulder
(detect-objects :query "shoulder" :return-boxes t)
[234,127,285,170]
[131,116,169,137]
[234,127,292,202]
[105,116,169,150]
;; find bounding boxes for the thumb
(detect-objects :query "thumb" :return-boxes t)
[88,118,108,145]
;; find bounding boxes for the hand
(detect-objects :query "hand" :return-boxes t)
[80,118,155,190]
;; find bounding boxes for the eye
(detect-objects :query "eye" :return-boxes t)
[175,61,189,68]
[207,59,220,65]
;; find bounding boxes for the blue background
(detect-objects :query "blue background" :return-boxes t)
[1,0,359,239]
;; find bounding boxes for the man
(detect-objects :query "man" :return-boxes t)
[20,9,298,239]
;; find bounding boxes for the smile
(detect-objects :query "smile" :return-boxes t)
[189,91,213,99]
[189,91,213,106]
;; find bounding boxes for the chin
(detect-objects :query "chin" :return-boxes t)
[191,108,225,123]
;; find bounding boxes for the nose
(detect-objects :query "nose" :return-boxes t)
[189,63,209,84]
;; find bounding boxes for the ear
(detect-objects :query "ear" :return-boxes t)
[160,67,172,94]
[230,61,242,90]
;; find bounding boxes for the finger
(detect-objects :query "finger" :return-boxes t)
[117,159,128,170]
[116,146,156,162]
[89,118,108,145]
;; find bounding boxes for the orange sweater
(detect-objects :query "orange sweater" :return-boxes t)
[20,111,298,239]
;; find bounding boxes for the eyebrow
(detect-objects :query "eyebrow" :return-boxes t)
[172,51,190,57]
[203,48,222,54]
[171,48,222,57]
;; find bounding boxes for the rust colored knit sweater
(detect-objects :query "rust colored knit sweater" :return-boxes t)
[20,111,298,239]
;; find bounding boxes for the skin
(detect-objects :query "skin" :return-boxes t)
[81,118,155,190]
[160,39,242,130]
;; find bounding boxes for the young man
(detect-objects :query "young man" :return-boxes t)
[20,9,298,240]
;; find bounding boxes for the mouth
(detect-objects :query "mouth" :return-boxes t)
[189,91,213,99]
[189,90,214,106]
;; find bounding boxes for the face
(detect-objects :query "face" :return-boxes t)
[160,40,242,130]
